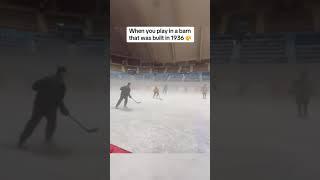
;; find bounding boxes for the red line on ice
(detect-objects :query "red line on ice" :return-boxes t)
[110,144,131,153]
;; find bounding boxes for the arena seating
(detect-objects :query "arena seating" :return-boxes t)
[143,73,154,80]
[212,32,320,64]
[193,63,209,72]
[239,33,287,63]
[0,27,106,55]
[111,63,123,72]
[184,72,201,82]
[180,65,191,73]
[154,73,169,81]
[153,66,166,73]
[110,59,210,82]
[212,34,234,64]
[202,72,210,81]
[76,37,106,48]
[295,33,320,63]
[139,66,152,73]
[134,73,144,80]
[167,73,184,81]
[0,9,37,32]
[0,28,33,48]
[110,69,210,82]
[46,14,84,34]
[166,65,179,73]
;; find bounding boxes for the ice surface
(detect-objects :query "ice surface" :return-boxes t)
[0,54,107,180]
[214,96,320,180]
[111,154,210,180]
[110,80,210,153]
[0,92,107,180]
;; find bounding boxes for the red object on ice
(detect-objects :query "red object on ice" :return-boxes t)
[110,144,131,153]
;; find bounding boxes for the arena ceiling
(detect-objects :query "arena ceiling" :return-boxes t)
[111,0,210,63]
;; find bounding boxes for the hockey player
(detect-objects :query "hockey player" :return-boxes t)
[201,84,208,99]
[153,86,160,99]
[18,66,70,148]
[289,72,313,118]
[163,84,168,94]
[115,82,132,109]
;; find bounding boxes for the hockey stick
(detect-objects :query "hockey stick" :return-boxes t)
[68,115,99,133]
[130,97,141,104]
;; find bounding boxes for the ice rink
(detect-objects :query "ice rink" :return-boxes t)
[214,95,320,180]
[111,154,210,180]
[212,64,320,179]
[0,53,107,180]
[0,92,107,180]
[110,80,210,153]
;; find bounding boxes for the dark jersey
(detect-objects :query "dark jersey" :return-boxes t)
[120,85,131,98]
[291,79,312,103]
[32,75,66,110]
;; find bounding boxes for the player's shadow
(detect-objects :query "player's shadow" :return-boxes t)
[119,108,133,112]
[29,144,74,160]
[0,141,73,160]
